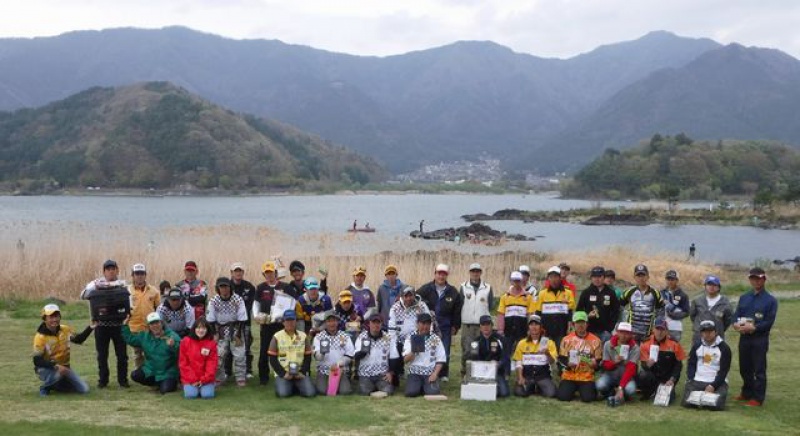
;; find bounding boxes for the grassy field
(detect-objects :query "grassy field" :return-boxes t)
[0,297,797,436]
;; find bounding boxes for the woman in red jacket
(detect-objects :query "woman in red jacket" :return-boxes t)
[180,317,218,399]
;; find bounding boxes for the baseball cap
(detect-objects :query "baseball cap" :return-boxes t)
[352,266,367,276]
[132,263,146,274]
[41,304,60,316]
[365,309,381,322]
[215,277,232,287]
[323,310,338,320]
[289,260,305,273]
[401,285,416,295]
[604,269,616,278]
[654,317,668,330]
[184,261,198,271]
[435,264,449,274]
[519,265,531,274]
[572,311,588,323]
[700,320,716,331]
[528,314,542,325]
[510,271,523,281]
[665,270,679,280]
[616,322,633,333]
[634,264,649,276]
[304,277,320,290]
[546,266,561,276]
[339,290,353,303]
[102,259,118,269]
[479,315,493,325]
[168,289,183,300]
[283,310,297,321]
[146,312,162,324]
[261,261,277,273]
[590,266,605,277]
[704,275,721,287]
[417,312,433,323]
[469,263,482,272]
[748,267,766,279]
[230,262,245,271]
[384,265,398,275]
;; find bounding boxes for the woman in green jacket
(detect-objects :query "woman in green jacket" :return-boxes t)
[122,312,181,394]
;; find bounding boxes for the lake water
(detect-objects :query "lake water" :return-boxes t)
[0,193,795,265]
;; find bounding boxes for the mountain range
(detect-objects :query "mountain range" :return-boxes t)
[1,26,798,172]
[0,82,385,191]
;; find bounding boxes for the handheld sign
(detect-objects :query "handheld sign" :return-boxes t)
[326,366,341,396]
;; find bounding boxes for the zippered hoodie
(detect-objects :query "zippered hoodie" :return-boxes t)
[687,335,731,390]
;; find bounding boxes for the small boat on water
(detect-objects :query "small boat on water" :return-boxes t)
[347,227,376,233]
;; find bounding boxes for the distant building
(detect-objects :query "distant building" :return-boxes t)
[396,157,502,184]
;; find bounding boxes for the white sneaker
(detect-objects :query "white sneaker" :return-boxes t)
[246,373,254,379]
[440,376,449,382]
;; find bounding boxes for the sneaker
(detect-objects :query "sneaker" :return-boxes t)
[97,382,108,389]
[246,373,254,380]
[39,387,50,397]
[745,400,763,407]
[237,380,247,387]
[440,376,449,382]
[734,395,748,401]
[119,381,131,388]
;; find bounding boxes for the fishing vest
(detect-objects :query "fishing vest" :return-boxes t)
[272,329,307,376]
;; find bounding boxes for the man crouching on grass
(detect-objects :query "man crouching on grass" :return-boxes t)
[33,304,94,396]
[403,313,446,397]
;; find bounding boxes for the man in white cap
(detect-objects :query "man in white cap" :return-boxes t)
[596,322,640,403]
[497,271,535,353]
[417,264,462,382]
[33,304,94,396]
[518,265,537,296]
[459,263,494,378]
[127,263,161,370]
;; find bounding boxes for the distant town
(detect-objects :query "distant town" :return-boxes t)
[394,157,562,190]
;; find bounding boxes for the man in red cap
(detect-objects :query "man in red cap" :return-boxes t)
[177,261,208,320]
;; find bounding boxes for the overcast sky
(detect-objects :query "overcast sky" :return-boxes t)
[2,1,799,59]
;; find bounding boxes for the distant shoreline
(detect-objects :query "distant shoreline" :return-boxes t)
[1,188,551,197]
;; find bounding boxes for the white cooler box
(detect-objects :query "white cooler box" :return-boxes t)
[461,382,497,401]
[460,361,498,401]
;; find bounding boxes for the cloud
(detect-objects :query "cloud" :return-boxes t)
[0,0,798,59]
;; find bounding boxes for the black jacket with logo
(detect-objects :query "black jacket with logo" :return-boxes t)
[417,281,463,330]
[576,284,620,334]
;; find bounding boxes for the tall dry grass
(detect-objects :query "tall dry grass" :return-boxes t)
[1,223,724,301]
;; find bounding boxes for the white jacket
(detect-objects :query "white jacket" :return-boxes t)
[460,281,493,325]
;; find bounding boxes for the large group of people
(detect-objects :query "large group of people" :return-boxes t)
[32,259,778,410]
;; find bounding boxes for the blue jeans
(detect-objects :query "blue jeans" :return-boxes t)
[596,372,637,398]
[274,375,316,398]
[37,366,89,394]
[439,327,452,378]
[183,383,215,399]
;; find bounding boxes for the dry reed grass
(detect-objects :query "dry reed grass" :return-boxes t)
[1,223,723,301]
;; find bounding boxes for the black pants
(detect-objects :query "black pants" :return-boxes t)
[226,323,253,375]
[95,325,128,385]
[258,323,282,384]
[131,369,178,394]
[638,369,676,403]
[739,335,769,403]
[556,380,597,402]
[389,342,404,387]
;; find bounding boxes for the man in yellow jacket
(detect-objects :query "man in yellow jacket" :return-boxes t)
[127,263,161,369]
[268,310,315,398]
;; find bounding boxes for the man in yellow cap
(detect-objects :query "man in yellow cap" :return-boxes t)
[346,266,376,317]
[377,265,404,324]
[33,304,95,396]
[252,260,296,385]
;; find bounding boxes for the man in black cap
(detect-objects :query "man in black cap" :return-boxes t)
[284,260,307,299]
[660,270,690,342]
[354,311,398,396]
[682,320,731,411]
[206,277,249,387]
[576,266,620,343]
[403,313,446,397]
[464,315,509,397]
[80,259,130,388]
[620,264,663,343]
[638,317,686,403]
[732,267,778,407]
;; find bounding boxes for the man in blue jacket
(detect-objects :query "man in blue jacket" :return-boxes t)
[732,267,778,407]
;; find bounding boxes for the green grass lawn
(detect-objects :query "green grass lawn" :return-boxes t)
[1,297,797,435]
